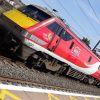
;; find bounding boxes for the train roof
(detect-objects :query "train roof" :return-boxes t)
[31,5,56,17]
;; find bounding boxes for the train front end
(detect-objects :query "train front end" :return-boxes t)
[0,5,53,59]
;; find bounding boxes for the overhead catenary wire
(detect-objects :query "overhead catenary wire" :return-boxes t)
[87,0,100,24]
[57,0,87,36]
[41,0,53,11]
[56,0,93,39]
[75,0,100,36]
[41,0,80,36]
[42,0,98,40]
[41,0,91,38]
[87,0,100,40]
[41,0,59,17]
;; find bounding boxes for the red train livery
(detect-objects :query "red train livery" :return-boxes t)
[0,5,100,86]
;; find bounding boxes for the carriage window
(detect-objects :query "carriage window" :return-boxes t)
[88,56,92,62]
[60,30,73,41]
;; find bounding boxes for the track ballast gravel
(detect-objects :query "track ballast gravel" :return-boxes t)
[0,56,100,96]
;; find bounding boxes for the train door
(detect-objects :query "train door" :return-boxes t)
[47,21,74,59]
[47,22,63,51]
[54,29,74,59]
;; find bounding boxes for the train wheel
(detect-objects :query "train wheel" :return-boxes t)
[34,61,48,72]
[83,76,94,85]
[83,77,89,84]
[88,78,94,85]
[26,52,47,71]
[26,54,37,69]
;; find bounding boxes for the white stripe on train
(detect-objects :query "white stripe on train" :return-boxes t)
[24,38,100,75]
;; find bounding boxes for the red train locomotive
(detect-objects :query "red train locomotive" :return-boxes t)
[0,5,100,86]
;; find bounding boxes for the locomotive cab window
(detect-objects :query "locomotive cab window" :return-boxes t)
[47,22,63,35]
[47,22,73,41]
[19,5,51,21]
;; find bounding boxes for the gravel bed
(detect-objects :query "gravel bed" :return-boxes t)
[0,58,100,96]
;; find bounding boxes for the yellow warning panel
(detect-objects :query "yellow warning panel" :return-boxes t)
[3,9,38,28]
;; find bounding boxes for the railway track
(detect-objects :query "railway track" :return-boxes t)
[0,75,99,96]
[0,53,100,96]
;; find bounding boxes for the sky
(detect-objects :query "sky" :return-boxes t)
[21,0,100,49]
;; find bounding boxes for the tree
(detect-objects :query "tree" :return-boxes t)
[82,37,91,48]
